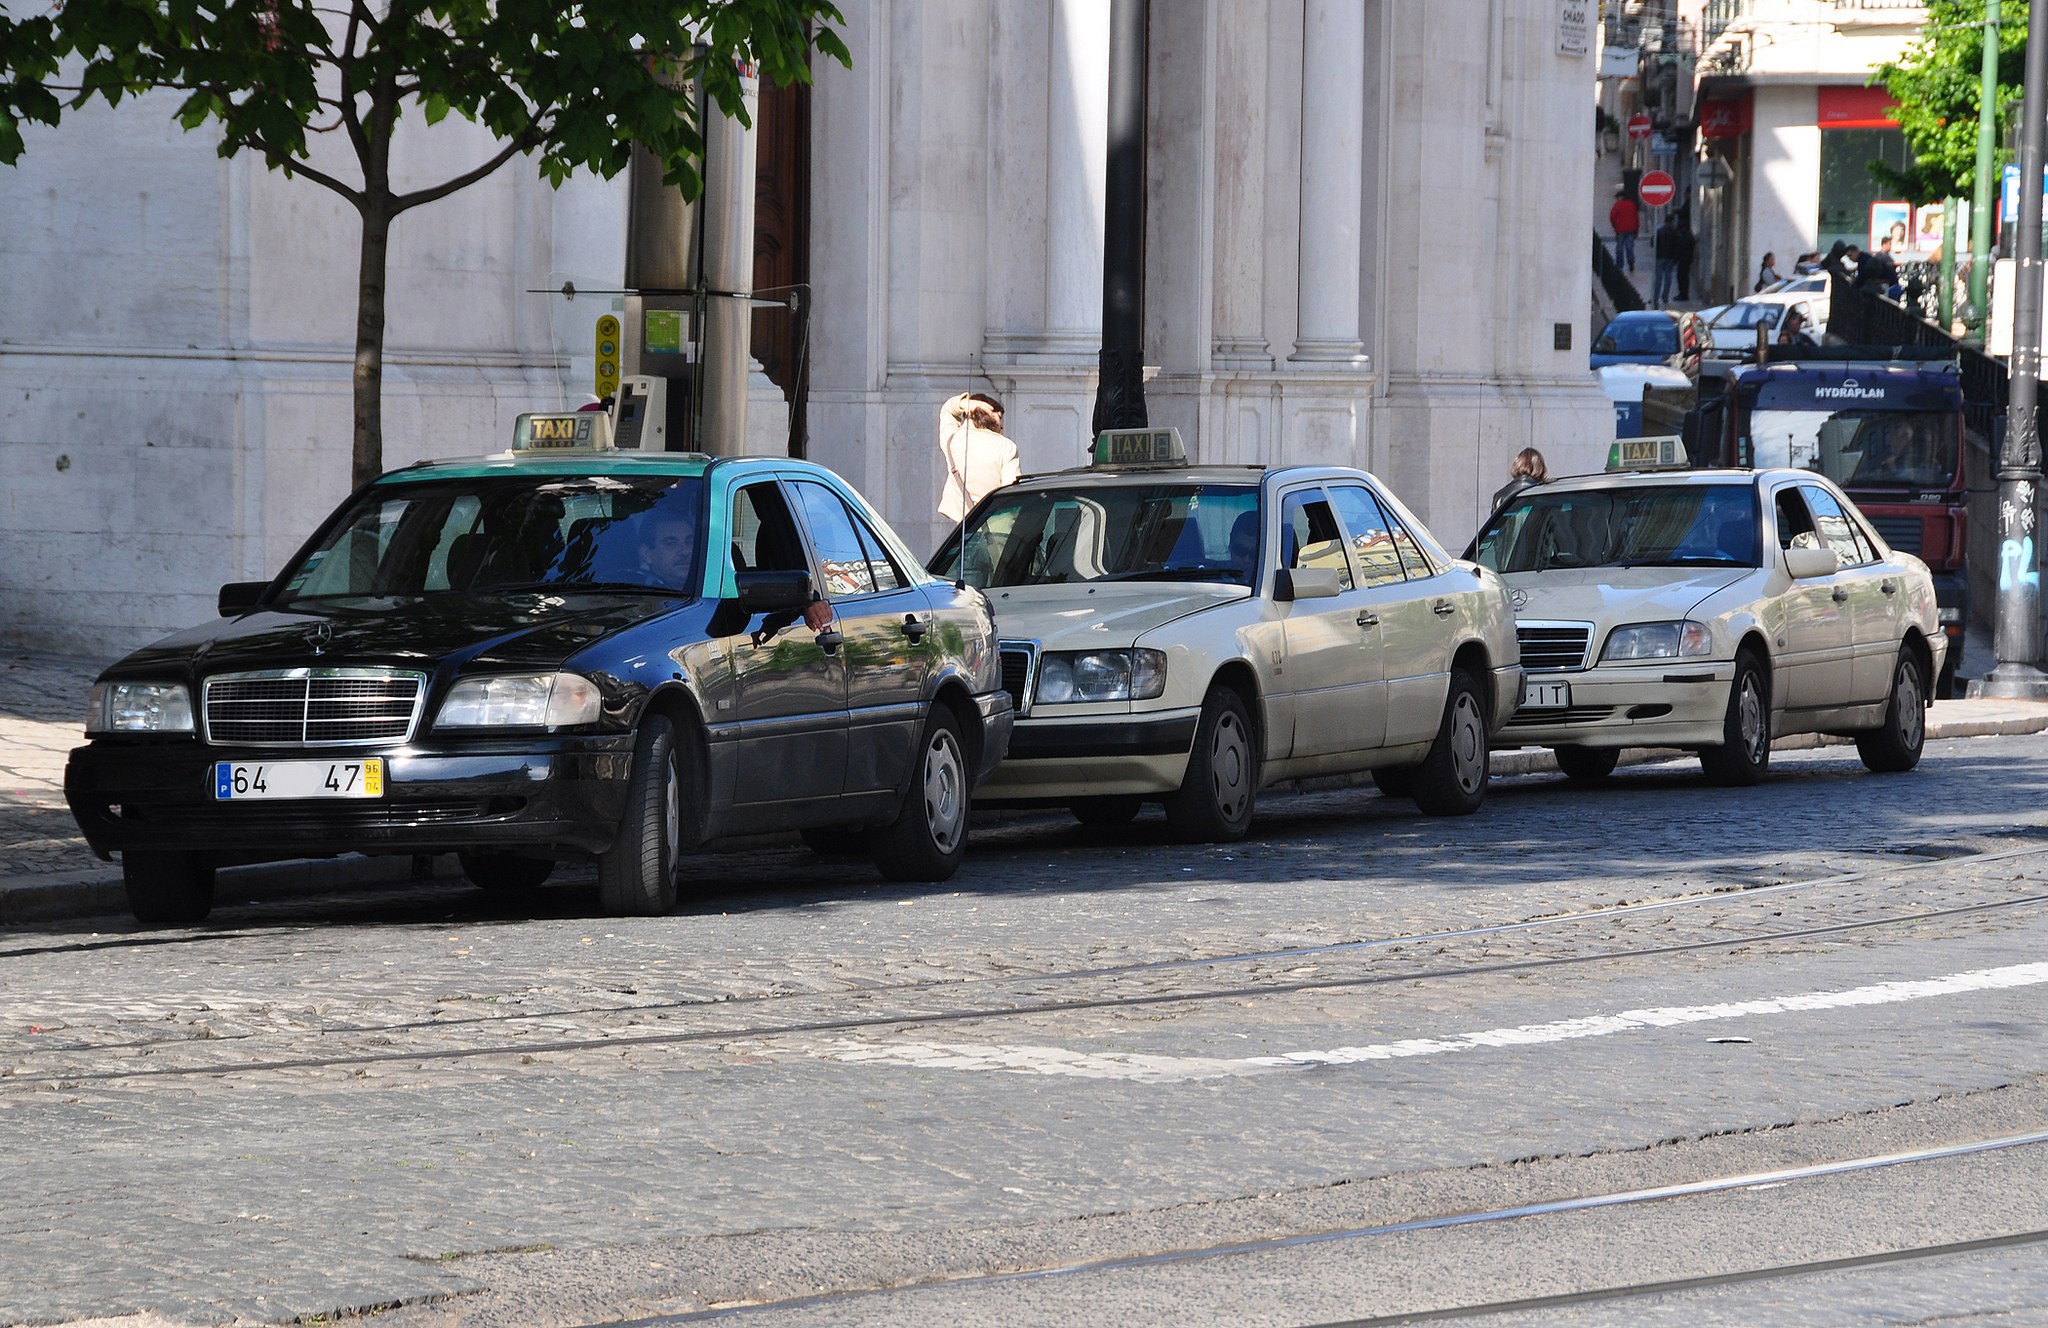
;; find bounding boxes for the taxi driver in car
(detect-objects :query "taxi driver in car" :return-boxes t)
[635,504,698,588]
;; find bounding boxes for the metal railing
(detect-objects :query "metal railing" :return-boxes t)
[1594,231,1645,317]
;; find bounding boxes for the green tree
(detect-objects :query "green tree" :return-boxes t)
[5,1,848,486]
[1870,0,2026,203]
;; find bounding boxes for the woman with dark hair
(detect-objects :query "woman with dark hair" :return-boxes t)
[1754,251,1781,291]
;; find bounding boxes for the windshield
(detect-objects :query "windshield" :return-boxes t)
[1471,483,1761,572]
[930,482,1261,588]
[1596,319,1677,355]
[1710,303,1782,331]
[1748,409,1956,489]
[276,474,706,604]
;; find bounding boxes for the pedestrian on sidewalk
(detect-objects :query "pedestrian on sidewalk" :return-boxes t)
[1754,251,1782,291]
[1651,213,1679,305]
[1674,212,1697,301]
[1491,448,1548,512]
[937,391,1020,524]
[1608,185,1640,273]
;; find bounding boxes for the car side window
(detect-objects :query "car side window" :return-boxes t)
[1279,489,1355,591]
[1799,485,1869,567]
[792,480,879,598]
[1774,488,1818,551]
[1327,485,1407,588]
[732,482,809,576]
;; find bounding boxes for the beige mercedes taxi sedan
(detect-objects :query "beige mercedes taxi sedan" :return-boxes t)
[1465,446,1943,785]
[928,429,1521,841]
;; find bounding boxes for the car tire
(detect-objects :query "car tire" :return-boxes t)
[597,714,683,916]
[123,850,215,926]
[1856,646,1927,774]
[1554,745,1619,782]
[1370,766,1415,799]
[1166,686,1259,843]
[1070,796,1144,828]
[1410,668,1489,816]
[459,852,555,895]
[1700,649,1771,787]
[870,706,971,882]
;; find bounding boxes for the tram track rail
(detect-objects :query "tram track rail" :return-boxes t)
[6,862,2048,1087]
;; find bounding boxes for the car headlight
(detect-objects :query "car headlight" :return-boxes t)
[86,681,194,735]
[1600,620,1713,663]
[1034,649,1168,704]
[435,673,602,729]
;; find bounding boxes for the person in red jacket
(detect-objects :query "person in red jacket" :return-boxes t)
[1608,185,1641,273]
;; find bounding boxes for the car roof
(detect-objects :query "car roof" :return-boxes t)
[1530,467,1816,494]
[1010,463,1271,488]
[374,451,856,485]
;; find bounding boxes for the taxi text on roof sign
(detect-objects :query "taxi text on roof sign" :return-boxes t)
[1093,426,1187,468]
[513,411,613,452]
[1606,436,1687,472]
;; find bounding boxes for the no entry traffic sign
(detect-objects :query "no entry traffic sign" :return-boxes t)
[1626,112,1653,141]
[1637,170,1677,208]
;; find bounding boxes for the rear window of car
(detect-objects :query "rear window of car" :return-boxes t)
[1599,318,1678,354]
[932,483,1261,588]
[277,474,706,603]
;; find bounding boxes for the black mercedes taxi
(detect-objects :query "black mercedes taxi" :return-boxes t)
[65,417,1013,924]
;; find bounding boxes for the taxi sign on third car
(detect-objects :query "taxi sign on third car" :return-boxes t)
[513,411,613,451]
[1607,437,1687,471]
[1092,426,1188,467]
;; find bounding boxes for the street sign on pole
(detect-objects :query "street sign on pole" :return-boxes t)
[1637,170,1677,208]
[1626,113,1653,141]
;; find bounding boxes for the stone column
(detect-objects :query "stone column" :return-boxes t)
[1290,0,1367,363]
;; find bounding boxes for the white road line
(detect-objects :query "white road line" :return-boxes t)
[800,961,2048,1083]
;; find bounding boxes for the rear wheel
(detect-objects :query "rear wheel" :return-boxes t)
[1166,687,1258,843]
[1856,646,1927,773]
[123,851,215,926]
[1554,745,1619,782]
[1070,796,1143,828]
[597,714,683,916]
[1410,669,1489,816]
[1700,650,1770,786]
[870,707,971,882]
[459,852,554,895]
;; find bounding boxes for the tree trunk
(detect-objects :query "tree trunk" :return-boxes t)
[352,199,393,488]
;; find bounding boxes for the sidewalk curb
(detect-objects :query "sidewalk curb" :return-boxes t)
[10,703,2048,927]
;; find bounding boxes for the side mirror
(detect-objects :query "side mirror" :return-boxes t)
[1784,546,1839,579]
[735,568,813,614]
[1274,566,1345,602]
[218,581,268,616]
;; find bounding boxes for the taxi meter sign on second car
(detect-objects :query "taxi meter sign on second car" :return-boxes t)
[1637,170,1677,208]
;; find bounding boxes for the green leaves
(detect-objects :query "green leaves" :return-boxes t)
[1871,0,2028,201]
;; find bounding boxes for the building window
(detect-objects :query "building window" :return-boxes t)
[1817,127,1912,255]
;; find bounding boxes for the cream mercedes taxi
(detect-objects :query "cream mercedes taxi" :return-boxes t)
[1465,440,1943,785]
[928,428,1521,841]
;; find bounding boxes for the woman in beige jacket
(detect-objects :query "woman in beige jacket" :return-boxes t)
[937,391,1021,523]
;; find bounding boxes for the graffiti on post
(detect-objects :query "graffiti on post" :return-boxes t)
[1999,536,2040,593]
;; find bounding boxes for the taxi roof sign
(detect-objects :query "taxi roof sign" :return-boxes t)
[513,411,613,452]
[1093,426,1187,468]
[1606,436,1687,472]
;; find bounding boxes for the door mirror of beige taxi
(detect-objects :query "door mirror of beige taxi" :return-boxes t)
[1274,566,1345,601]
[1784,545,1839,579]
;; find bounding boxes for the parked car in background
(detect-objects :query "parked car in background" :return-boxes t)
[1466,446,1941,786]
[928,429,1522,840]
[1591,309,1707,378]
[68,421,1013,925]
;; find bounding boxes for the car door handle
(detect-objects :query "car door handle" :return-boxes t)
[901,614,929,641]
[1881,579,1897,595]
[1431,600,1456,617]
[1356,611,1380,628]
[817,628,844,655]
[1831,587,1850,603]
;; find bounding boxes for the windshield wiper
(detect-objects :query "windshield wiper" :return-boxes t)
[1095,568,1250,583]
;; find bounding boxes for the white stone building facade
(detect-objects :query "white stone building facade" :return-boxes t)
[0,0,1609,661]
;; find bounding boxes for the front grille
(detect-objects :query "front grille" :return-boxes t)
[1517,622,1593,672]
[1869,515,1922,554]
[204,668,426,747]
[998,643,1037,717]
[1504,705,1618,728]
